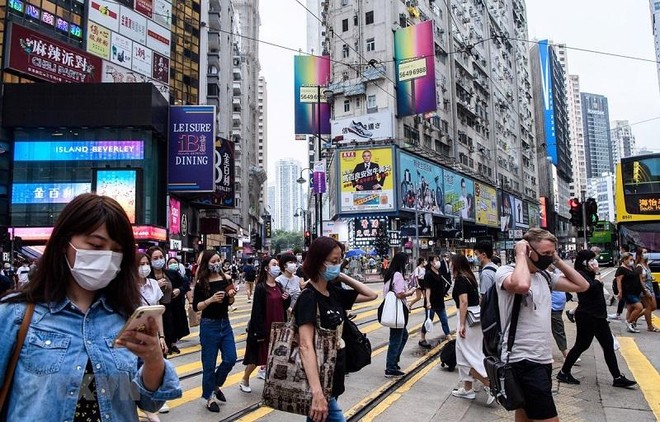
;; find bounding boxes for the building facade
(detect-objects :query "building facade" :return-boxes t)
[274,159,305,232]
[581,93,613,178]
[611,120,636,164]
[566,74,586,199]
[586,172,615,223]
[650,0,660,93]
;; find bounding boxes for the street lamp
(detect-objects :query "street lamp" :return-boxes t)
[293,207,308,250]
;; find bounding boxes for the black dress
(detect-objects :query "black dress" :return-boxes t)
[154,269,191,346]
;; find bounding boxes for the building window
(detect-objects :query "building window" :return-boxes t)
[367,95,377,109]
[356,97,361,108]
[342,18,348,32]
[344,99,350,112]
[366,38,375,52]
[365,11,374,24]
[342,44,349,58]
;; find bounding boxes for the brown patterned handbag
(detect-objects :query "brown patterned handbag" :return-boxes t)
[261,306,339,416]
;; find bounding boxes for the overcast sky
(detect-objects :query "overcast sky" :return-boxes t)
[259,0,660,182]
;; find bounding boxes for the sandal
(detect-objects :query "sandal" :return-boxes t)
[648,326,660,332]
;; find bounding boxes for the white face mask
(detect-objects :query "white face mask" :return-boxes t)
[433,261,441,269]
[151,258,165,269]
[67,243,122,291]
[138,264,151,278]
[269,266,281,277]
[286,262,297,273]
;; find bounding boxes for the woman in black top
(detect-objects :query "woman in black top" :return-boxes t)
[450,254,492,403]
[192,250,238,412]
[296,237,378,422]
[615,252,644,333]
[418,255,451,348]
[557,250,636,388]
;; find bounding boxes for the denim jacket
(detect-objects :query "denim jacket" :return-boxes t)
[0,296,182,421]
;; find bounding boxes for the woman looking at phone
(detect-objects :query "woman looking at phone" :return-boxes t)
[0,193,182,420]
[192,250,238,412]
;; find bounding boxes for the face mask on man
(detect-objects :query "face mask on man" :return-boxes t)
[528,244,554,271]
[67,243,122,291]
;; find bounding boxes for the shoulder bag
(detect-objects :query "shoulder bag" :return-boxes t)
[377,276,408,328]
[343,317,371,373]
[466,277,481,326]
[0,303,35,413]
[262,303,339,416]
[483,294,525,410]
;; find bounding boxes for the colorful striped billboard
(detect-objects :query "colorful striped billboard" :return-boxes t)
[394,20,437,117]
[294,55,331,136]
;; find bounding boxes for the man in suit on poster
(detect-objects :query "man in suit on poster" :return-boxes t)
[352,150,387,191]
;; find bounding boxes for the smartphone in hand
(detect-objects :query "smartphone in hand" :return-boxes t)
[113,305,165,347]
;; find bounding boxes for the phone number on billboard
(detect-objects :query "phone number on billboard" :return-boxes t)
[398,58,427,82]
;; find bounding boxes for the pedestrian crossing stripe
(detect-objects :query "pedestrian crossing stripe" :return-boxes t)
[618,336,660,420]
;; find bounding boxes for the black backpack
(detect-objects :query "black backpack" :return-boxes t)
[343,318,371,373]
[481,266,551,358]
[439,339,456,371]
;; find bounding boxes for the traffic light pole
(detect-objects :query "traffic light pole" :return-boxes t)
[580,190,588,250]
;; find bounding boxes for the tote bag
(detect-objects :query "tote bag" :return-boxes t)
[262,308,339,416]
[378,278,408,328]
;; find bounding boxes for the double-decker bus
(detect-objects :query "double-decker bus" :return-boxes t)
[589,221,617,266]
[615,153,660,279]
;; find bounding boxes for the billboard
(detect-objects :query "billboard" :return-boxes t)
[443,170,475,221]
[110,32,133,68]
[190,138,236,208]
[102,61,168,100]
[539,40,558,165]
[338,147,394,213]
[119,6,147,44]
[152,52,169,83]
[513,197,529,228]
[331,110,394,142]
[528,202,540,228]
[169,197,181,235]
[12,183,91,204]
[397,150,444,216]
[146,20,170,57]
[135,0,153,18]
[87,21,112,59]
[88,0,121,32]
[353,217,386,245]
[153,0,172,29]
[14,141,144,161]
[13,225,166,241]
[313,159,326,194]
[394,20,437,117]
[294,55,330,136]
[499,191,517,232]
[131,43,152,76]
[6,23,102,83]
[94,169,138,223]
[168,106,216,192]
[475,182,498,228]
[539,197,548,228]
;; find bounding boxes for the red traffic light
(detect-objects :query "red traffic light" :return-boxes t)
[304,231,311,238]
[568,198,580,209]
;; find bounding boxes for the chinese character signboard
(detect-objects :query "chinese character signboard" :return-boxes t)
[87,21,112,59]
[313,159,326,194]
[152,52,169,83]
[110,32,132,68]
[338,147,395,214]
[191,137,236,208]
[12,183,92,204]
[443,169,475,221]
[169,197,181,235]
[88,0,120,32]
[6,23,102,83]
[168,106,216,192]
[264,215,272,239]
[135,0,153,18]
[475,182,498,227]
[397,150,444,216]
[353,218,386,246]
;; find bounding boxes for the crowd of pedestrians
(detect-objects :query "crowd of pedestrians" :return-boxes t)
[0,193,651,421]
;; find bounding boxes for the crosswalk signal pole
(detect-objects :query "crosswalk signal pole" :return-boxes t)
[580,190,588,250]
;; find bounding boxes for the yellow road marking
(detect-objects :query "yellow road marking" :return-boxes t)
[617,336,660,420]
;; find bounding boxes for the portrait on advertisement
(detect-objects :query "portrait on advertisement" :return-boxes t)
[499,192,516,232]
[443,170,474,220]
[339,147,394,213]
[398,151,444,216]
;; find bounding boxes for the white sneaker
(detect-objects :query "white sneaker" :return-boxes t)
[484,387,495,405]
[239,381,252,393]
[627,322,640,333]
[608,313,620,320]
[158,403,169,413]
[575,358,582,366]
[257,367,266,380]
[143,411,161,422]
[451,387,476,400]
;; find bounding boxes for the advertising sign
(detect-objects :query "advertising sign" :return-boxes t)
[95,169,138,223]
[146,20,170,57]
[12,183,91,204]
[87,21,112,59]
[88,0,120,32]
[353,217,386,245]
[14,140,144,161]
[294,55,331,136]
[103,61,167,100]
[443,170,475,221]
[313,159,326,194]
[539,40,558,165]
[6,23,102,83]
[539,196,548,228]
[153,0,172,29]
[475,182,498,227]
[135,0,153,18]
[264,214,272,239]
[13,225,166,241]
[394,20,437,117]
[338,147,394,213]
[119,6,147,45]
[512,197,529,228]
[110,32,132,68]
[499,191,517,232]
[152,52,169,84]
[169,197,181,235]
[398,150,444,216]
[331,110,394,142]
[131,43,152,77]
[191,138,236,208]
[528,203,540,228]
[168,106,216,192]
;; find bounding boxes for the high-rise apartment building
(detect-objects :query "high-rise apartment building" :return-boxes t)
[319,0,538,252]
[274,159,305,232]
[171,1,201,105]
[581,93,613,178]
[530,40,572,241]
[586,173,615,223]
[567,75,586,198]
[258,76,268,212]
[650,1,660,92]
[611,120,636,163]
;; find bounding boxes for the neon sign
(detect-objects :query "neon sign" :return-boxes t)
[14,141,144,161]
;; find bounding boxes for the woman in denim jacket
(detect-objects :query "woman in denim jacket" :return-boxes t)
[0,193,182,421]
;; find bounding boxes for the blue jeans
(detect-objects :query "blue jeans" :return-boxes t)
[199,318,237,399]
[422,308,451,335]
[386,327,409,371]
[306,397,345,422]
